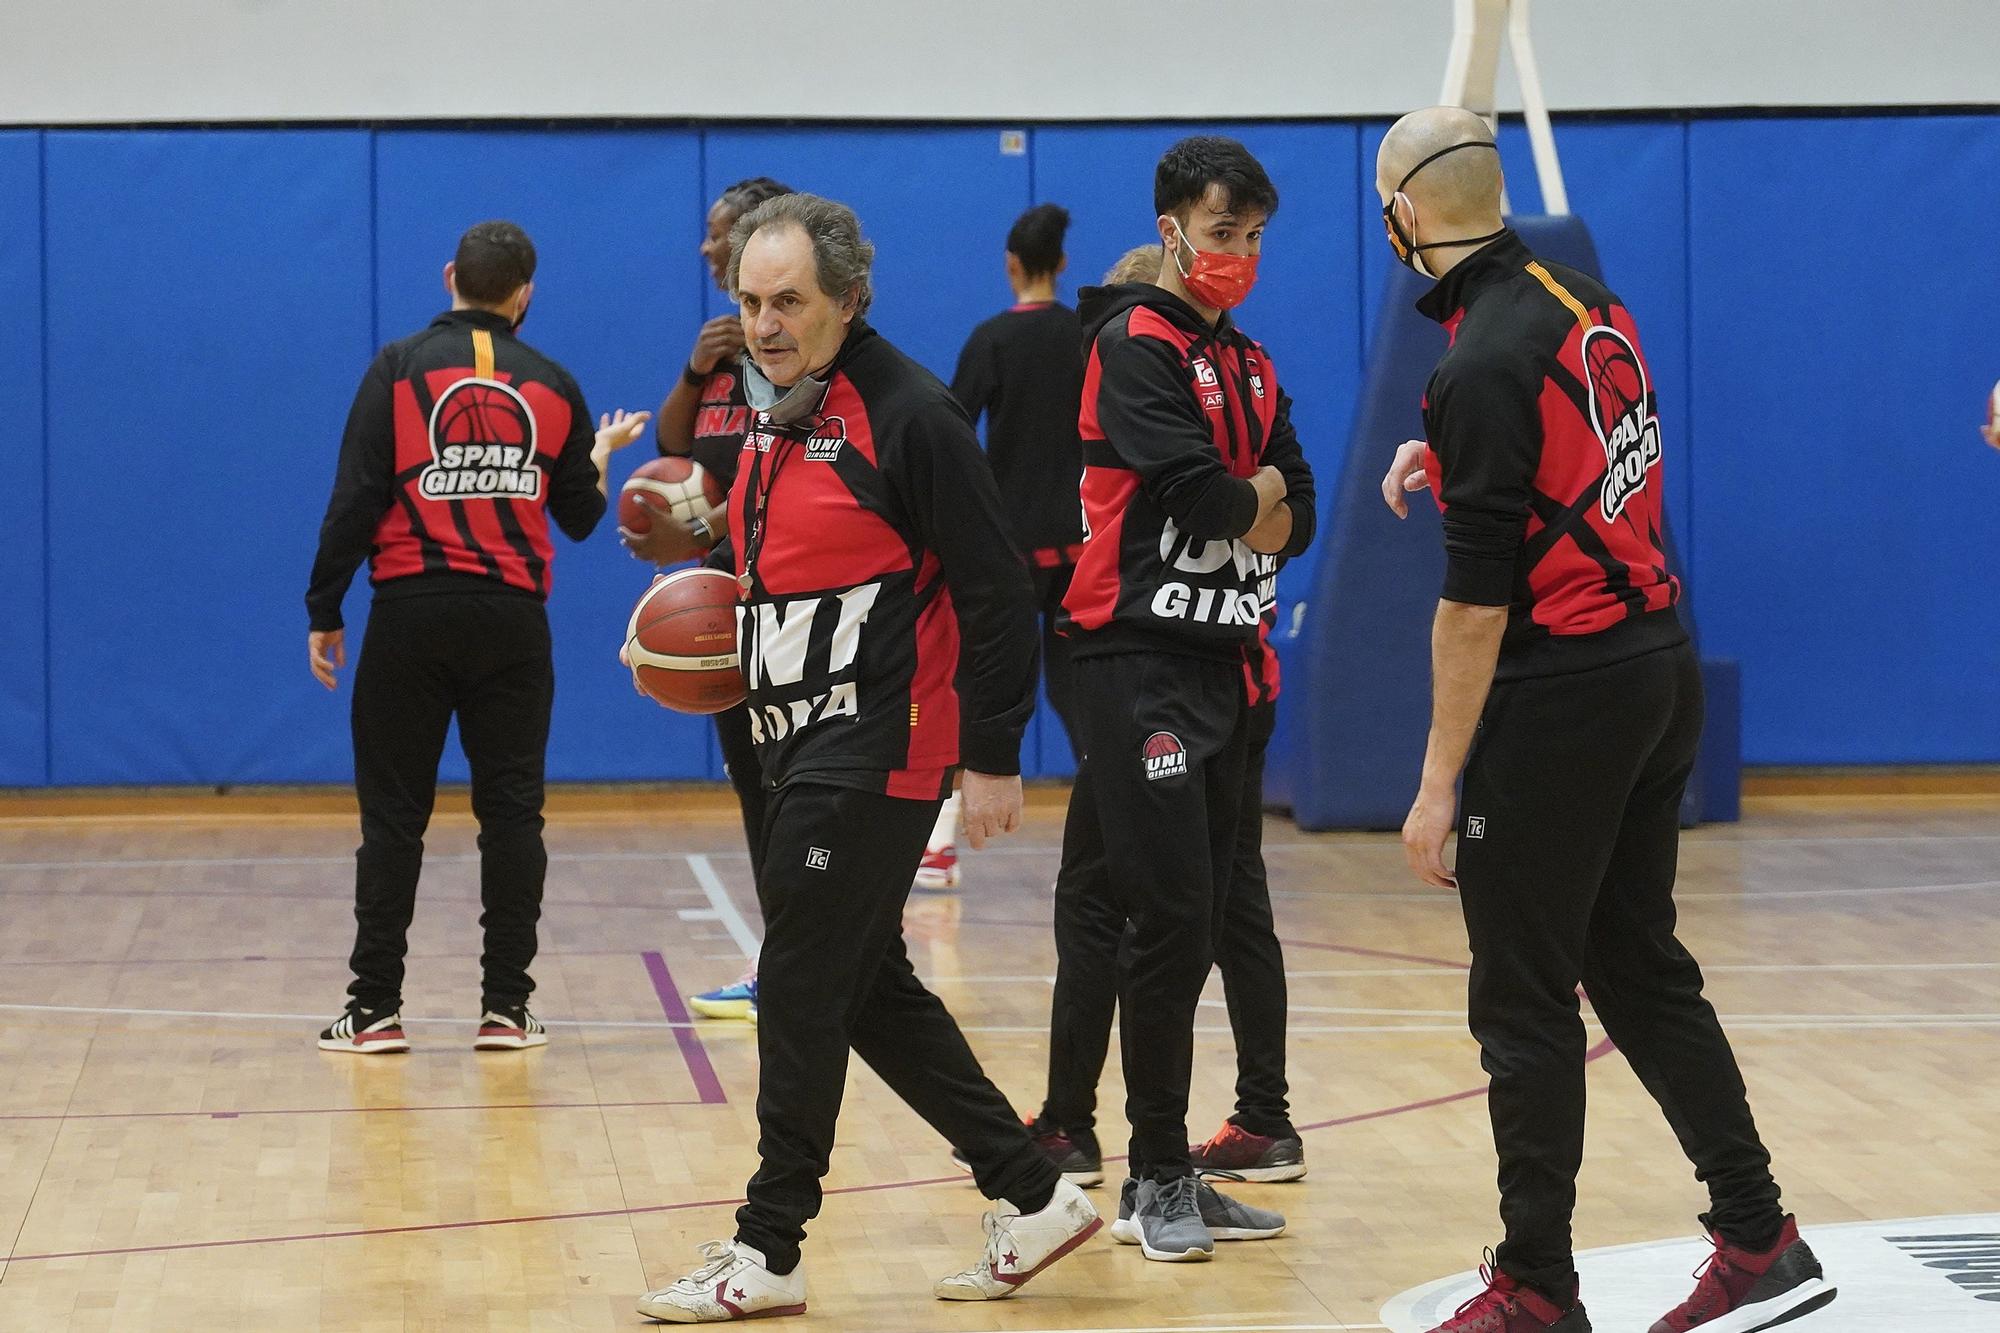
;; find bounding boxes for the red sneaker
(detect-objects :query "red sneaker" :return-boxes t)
[1426,1257,1590,1332]
[1189,1121,1307,1182]
[914,845,959,890]
[1650,1215,1836,1333]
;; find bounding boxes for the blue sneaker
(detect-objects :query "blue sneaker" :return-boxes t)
[689,973,757,1020]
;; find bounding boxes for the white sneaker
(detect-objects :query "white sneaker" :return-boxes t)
[317,1005,409,1054]
[933,1178,1102,1300]
[637,1240,806,1323]
[473,1007,547,1050]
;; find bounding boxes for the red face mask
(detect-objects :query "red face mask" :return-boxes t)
[1169,219,1258,310]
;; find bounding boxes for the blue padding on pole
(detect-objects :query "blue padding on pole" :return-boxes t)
[1281,215,1735,830]
[0,132,46,785]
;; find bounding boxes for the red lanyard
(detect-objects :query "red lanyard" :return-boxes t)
[737,429,799,596]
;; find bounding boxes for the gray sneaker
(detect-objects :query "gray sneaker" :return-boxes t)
[1131,1176,1213,1262]
[1193,1177,1285,1240]
[1109,1177,1141,1244]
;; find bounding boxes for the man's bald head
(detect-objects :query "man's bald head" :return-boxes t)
[1376,106,1503,224]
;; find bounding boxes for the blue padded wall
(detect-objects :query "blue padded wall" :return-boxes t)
[43,130,374,784]
[1688,116,2000,762]
[372,128,712,782]
[0,133,46,784]
[11,114,2000,788]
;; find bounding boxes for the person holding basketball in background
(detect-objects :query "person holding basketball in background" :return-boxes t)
[1376,106,1833,1333]
[624,175,794,1023]
[938,201,1088,891]
[306,220,650,1055]
[636,193,1099,1323]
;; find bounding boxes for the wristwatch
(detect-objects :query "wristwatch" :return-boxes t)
[682,361,708,389]
[687,515,714,548]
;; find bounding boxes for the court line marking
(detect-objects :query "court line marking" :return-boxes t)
[0,1097,712,1124]
[0,1049,1624,1266]
[684,853,761,959]
[9,1002,2000,1048]
[3,828,1996,874]
[639,951,727,1105]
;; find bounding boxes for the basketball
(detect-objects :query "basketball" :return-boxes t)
[620,456,726,534]
[623,568,746,714]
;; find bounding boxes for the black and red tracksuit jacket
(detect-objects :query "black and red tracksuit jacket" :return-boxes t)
[727,321,1038,800]
[1417,232,1684,680]
[1061,284,1316,662]
[306,309,605,631]
[950,301,1087,568]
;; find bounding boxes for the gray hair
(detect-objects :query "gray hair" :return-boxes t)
[726,192,876,316]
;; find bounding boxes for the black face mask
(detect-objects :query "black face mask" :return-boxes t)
[1382,140,1508,279]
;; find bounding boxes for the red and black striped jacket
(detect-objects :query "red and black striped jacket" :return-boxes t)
[1417,232,1684,680]
[306,309,605,631]
[727,321,1037,799]
[1062,284,1315,662]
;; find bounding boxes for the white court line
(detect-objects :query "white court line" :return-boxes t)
[1677,877,2000,901]
[685,854,761,960]
[1203,1000,1462,1018]
[3,852,1991,906]
[7,1001,2000,1036]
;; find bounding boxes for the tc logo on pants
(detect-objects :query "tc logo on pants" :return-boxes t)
[805,847,831,870]
[1465,816,1486,839]
[1142,731,1188,782]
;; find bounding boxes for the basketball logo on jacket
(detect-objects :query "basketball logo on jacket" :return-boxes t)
[421,376,544,501]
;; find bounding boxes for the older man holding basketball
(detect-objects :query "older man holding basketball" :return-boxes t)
[634,193,1098,1324]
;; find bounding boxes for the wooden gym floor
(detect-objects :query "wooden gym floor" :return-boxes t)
[0,786,1995,1331]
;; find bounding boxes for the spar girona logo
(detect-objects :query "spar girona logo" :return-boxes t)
[1581,325,1662,524]
[1142,731,1188,782]
[421,376,543,501]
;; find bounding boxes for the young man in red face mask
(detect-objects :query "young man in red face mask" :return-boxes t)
[1058,136,1315,1262]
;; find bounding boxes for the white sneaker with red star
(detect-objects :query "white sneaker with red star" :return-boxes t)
[933,1178,1101,1300]
[637,1240,806,1323]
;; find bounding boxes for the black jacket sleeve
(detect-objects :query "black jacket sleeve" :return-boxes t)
[890,396,1039,777]
[949,323,997,429]
[1429,350,1542,606]
[1096,329,1259,541]
[305,352,396,632]
[546,372,608,542]
[1259,385,1317,559]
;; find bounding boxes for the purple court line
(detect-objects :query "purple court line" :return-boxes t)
[0,885,698,911]
[1280,936,1470,971]
[0,947,643,971]
[0,1097,712,1125]
[641,950,728,1105]
[0,1038,1623,1266]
